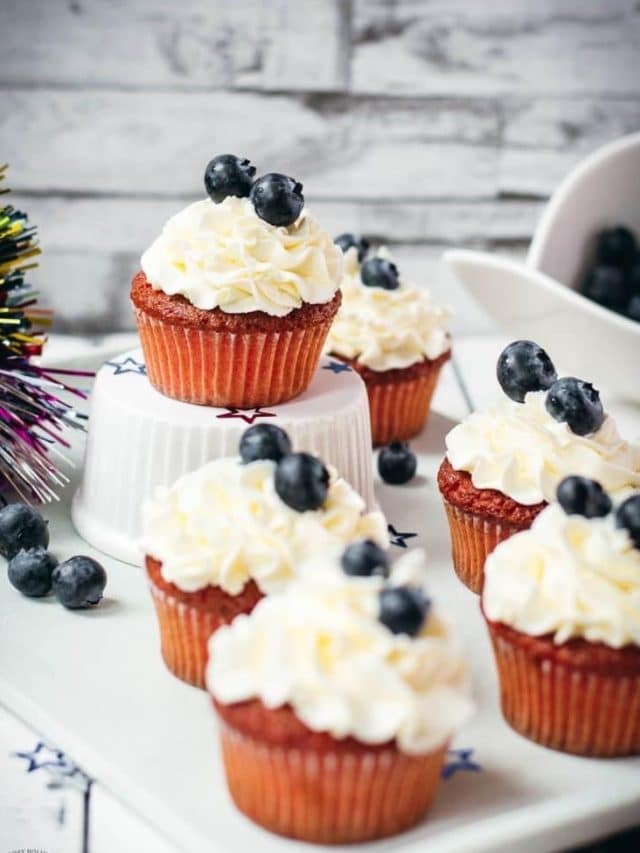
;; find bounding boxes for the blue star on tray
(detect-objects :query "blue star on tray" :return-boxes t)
[105,356,146,376]
[387,523,418,548]
[442,748,482,780]
[323,360,352,374]
[14,741,75,775]
[216,407,277,425]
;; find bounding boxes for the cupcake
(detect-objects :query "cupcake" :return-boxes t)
[132,155,343,408]
[482,478,640,756]
[207,548,473,843]
[325,236,451,445]
[141,424,387,688]
[438,340,640,593]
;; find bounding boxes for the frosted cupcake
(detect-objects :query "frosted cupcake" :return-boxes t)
[208,548,473,843]
[438,341,640,593]
[133,155,343,408]
[141,424,387,687]
[483,478,640,756]
[326,237,451,445]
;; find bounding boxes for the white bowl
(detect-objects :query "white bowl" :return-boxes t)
[444,133,640,401]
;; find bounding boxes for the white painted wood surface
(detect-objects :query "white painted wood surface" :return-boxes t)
[1,0,639,334]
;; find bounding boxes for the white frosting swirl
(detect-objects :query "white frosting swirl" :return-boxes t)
[141,457,388,595]
[141,197,343,317]
[483,504,640,648]
[325,247,451,371]
[446,391,640,505]
[207,550,473,754]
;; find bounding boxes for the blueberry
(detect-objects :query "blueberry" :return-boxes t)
[627,294,640,322]
[596,226,637,269]
[379,587,430,637]
[334,233,370,262]
[8,548,58,598]
[239,424,292,465]
[250,173,304,227]
[496,340,557,403]
[274,452,329,512]
[360,257,399,290]
[556,476,612,519]
[52,556,107,609]
[204,154,255,204]
[628,263,640,294]
[0,503,49,560]
[340,540,389,578]
[545,377,604,436]
[582,265,628,312]
[378,442,417,485]
[616,495,640,549]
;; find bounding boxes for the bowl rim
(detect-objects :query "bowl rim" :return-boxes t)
[527,131,640,269]
[444,247,640,337]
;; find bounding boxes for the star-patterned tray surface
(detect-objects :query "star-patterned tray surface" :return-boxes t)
[1,341,639,853]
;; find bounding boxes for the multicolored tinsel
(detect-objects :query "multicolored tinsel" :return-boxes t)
[0,165,90,503]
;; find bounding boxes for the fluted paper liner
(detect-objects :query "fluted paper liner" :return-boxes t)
[486,619,640,756]
[217,716,447,843]
[443,501,531,594]
[146,558,262,689]
[135,307,336,408]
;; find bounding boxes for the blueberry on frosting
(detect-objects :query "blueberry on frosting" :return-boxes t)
[239,424,292,465]
[496,340,557,403]
[378,442,417,485]
[250,173,304,227]
[334,233,370,262]
[616,494,640,548]
[204,154,256,204]
[274,452,329,512]
[52,556,107,609]
[545,377,604,436]
[8,547,58,598]
[341,539,389,578]
[0,503,49,560]
[379,586,430,637]
[360,256,399,290]
[556,476,612,519]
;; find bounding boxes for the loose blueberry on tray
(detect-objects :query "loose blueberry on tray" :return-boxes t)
[378,442,417,485]
[0,503,49,560]
[275,452,329,512]
[204,154,256,203]
[239,424,292,465]
[496,340,557,403]
[8,547,58,598]
[341,540,389,578]
[250,173,304,227]
[334,233,370,262]
[52,556,108,609]
[556,476,612,519]
[379,587,430,637]
[545,377,604,436]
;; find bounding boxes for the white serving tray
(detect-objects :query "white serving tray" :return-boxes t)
[1,348,639,853]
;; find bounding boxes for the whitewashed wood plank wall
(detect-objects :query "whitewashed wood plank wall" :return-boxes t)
[2,0,639,333]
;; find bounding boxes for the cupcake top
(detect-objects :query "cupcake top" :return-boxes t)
[141,156,343,318]
[325,241,451,371]
[483,493,640,648]
[141,425,387,595]
[446,341,640,505]
[207,549,473,754]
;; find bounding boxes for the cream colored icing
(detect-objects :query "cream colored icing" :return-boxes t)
[483,504,640,647]
[141,196,343,317]
[446,391,640,505]
[141,457,388,595]
[207,549,473,753]
[325,247,451,371]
